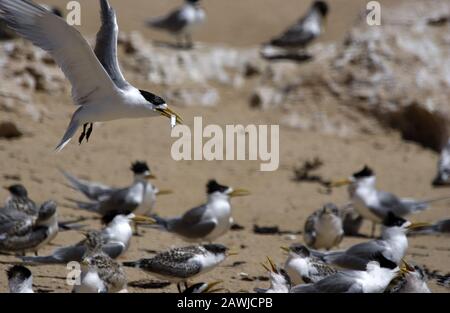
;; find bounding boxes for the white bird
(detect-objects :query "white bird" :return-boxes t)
[433,139,450,186]
[332,166,443,236]
[282,244,337,285]
[303,203,344,250]
[385,262,431,293]
[0,0,182,151]
[6,265,34,293]
[255,257,291,293]
[290,261,399,293]
[309,213,429,270]
[266,1,328,50]
[21,213,154,264]
[123,243,233,293]
[146,0,206,49]
[149,180,249,242]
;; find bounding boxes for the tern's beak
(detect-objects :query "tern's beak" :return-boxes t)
[330,178,352,188]
[406,222,432,230]
[204,280,223,293]
[228,189,251,198]
[280,246,290,254]
[266,256,278,273]
[400,260,414,274]
[145,174,157,180]
[81,259,89,266]
[132,215,156,225]
[227,249,239,256]
[156,189,173,196]
[156,107,183,124]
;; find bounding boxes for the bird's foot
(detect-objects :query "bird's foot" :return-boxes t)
[86,123,94,142]
[78,123,88,144]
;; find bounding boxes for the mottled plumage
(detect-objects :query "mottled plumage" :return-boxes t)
[304,203,343,250]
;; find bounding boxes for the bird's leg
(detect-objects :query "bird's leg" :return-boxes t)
[175,34,183,49]
[78,123,88,144]
[184,281,189,290]
[85,123,94,142]
[371,222,376,238]
[185,33,193,49]
[133,223,142,237]
[34,251,38,256]
[177,283,182,293]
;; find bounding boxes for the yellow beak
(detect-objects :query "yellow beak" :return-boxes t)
[406,222,432,230]
[156,107,183,124]
[204,280,223,293]
[330,179,352,188]
[280,246,290,253]
[156,189,173,196]
[228,189,251,198]
[227,249,239,256]
[132,215,156,225]
[266,256,278,273]
[145,174,157,180]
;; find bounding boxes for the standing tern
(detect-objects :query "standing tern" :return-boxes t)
[73,231,127,293]
[149,180,250,242]
[265,1,328,50]
[66,161,171,235]
[6,265,34,293]
[0,0,182,151]
[303,203,344,250]
[385,262,431,293]
[123,243,234,293]
[146,0,206,49]
[282,244,337,285]
[309,212,430,270]
[255,257,291,293]
[21,213,154,264]
[433,139,450,186]
[332,166,445,236]
[0,200,58,256]
[290,261,400,293]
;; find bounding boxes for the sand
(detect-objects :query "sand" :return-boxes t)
[0,0,449,293]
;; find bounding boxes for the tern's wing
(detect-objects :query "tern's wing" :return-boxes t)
[93,186,140,216]
[172,205,217,239]
[0,211,33,238]
[270,14,315,47]
[142,254,201,278]
[304,272,362,293]
[61,170,114,201]
[147,7,187,33]
[94,0,130,90]
[376,191,417,217]
[304,211,318,247]
[0,0,117,105]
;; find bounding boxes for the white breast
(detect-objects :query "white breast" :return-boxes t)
[284,256,308,285]
[202,200,232,241]
[74,270,106,293]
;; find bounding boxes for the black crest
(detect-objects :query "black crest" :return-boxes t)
[206,180,229,194]
[313,1,329,16]
[352,165,374,179]
[6,265,32,281]
[139,90,166,106]
[7,184,28,197]
[203,244,228,255]
[131,161,150,174]
[383,212,407,227]
[187,0,201,3]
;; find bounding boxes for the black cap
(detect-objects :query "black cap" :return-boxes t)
[139,90,166,106]
[313,1,329,16]
[290,244,311,257]
[6,265,32,281]
[130,161,150,174]
[352,166,374,179]
[206,180,229,194]
[7,184,28,197]
[383,212,407,227]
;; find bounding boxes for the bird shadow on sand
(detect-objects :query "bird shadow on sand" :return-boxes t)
[128,279,171,289]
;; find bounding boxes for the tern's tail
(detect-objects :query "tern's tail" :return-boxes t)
[65,198,100,214]
[55,110,81,152]
[20,255,61,265]
[60,170,92,199]
[146,214,170,231]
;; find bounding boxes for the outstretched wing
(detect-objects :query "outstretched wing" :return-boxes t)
[94,0,130,90]
[0,0,117,105]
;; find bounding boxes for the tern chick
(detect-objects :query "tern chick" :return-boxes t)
[123,243,233,292]
[6,265,34,293]
[385,262,431,293]
[304,203,344,250]
[255,257,291,293]
[282,244,337,285]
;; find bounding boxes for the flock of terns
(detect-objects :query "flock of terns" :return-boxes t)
[0,0,449,293]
